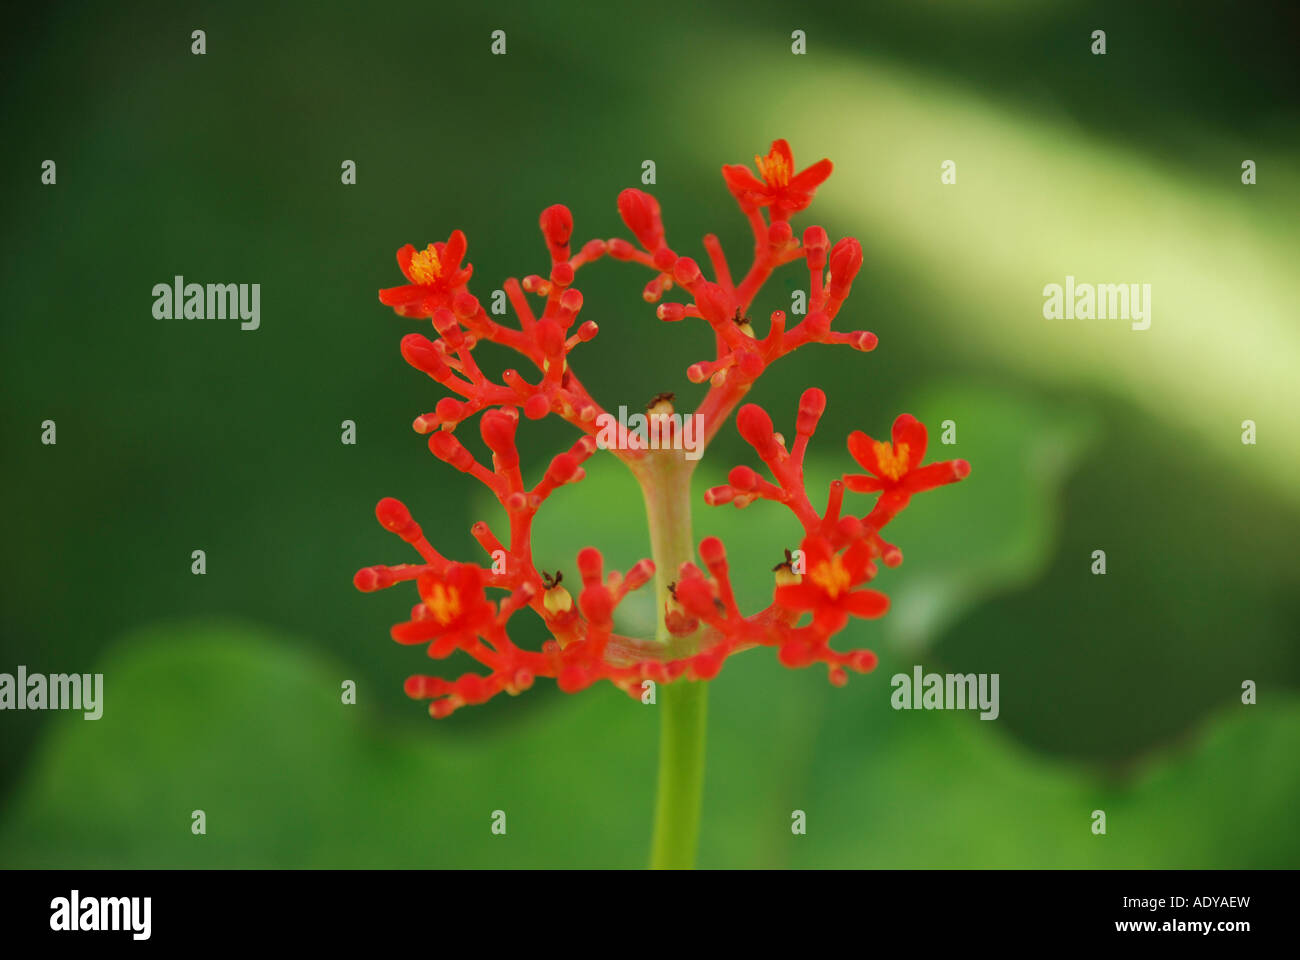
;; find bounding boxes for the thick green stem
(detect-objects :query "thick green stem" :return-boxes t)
[637,451,708,870]
[650,680,707,869]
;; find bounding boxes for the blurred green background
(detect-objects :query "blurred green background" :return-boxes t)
[2,0,1298,868]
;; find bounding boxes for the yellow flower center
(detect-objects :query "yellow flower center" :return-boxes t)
[755,149,791,188]
[808,555,852,599]
[425,582,462,624]
[874,441,910,482]
[408,244,444,285]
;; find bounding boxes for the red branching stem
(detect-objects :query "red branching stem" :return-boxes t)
[359,138,970,717]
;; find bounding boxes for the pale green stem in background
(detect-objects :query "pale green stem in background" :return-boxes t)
[636,451,708,870]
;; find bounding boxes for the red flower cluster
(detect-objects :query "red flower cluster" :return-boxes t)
[357,139,969,717]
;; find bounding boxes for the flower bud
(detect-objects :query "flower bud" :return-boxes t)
[728,465,761,491]
[698,536,728,577]
[672,256,702,287]
[703,485,735,506]
[577,545,604,585]
[774,565,801,588]
[617,188,665,251]
[768,220,793,248]
[560,288,584,314]
[802,226,829,270]
[376,497,422,542]
[693,282,733,325]
[434,397,465,425]
[736,403,777,456]
[624,559,655,591]
[849,330,878,351]
[400,334,449,379]
[353,565,396,591]
[524,393,551,420]
[480,411,519,467]
[537,317,565,357]
[549,261,574,287]
[543,582,574,616]
[796,388,826,437]
[452,291,480,319]
[828,237,863,299]
[539,203,573,258]
[428,432,475,472]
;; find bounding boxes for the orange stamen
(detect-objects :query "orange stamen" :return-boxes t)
[425,582,462,624]
[874,441,910,482]
[408,244,444,285]
[755,149,792,188]
[808,555,852,598]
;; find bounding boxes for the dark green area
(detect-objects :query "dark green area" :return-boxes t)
[2,0,1296,866]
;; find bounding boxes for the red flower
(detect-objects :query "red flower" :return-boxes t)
[774,535,889,631]
[845,414,970,521]
[379,230,474,318]
[391,564,496,657]
[357,140,970,716]
[722,139,833,219]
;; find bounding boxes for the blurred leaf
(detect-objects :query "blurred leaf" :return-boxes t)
[694,43,1300,506]
[881,382,1095,652]
[2,620,1295,868]
[705,646,1300,868]
[0,621,657,868]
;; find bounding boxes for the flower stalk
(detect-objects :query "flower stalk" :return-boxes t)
[635,449,707,868]
[650,677,707,869]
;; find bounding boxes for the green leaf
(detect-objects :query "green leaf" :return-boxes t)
[878,381,1095,652]
[2,619,1295,868]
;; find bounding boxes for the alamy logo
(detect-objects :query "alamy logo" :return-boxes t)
[891,665,999,720]
[0,666,102,719]
[1042,275,1150,331]
[594,395,705,460]
[152,275,260,330]
[50,890,151,940]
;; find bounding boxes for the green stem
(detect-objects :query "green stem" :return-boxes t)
[650,679,707,869]
[637,450,709,870]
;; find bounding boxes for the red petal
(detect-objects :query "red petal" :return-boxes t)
[843,589,889,619]
[395,244,416,283]
[799,535,835,569]
[843,473,884,494]
[812,607,851,633]
[774,583,822,610]
[903,460,968,494]
[449,263,473,288]
[379,284,429,307]
[891,414,928,470]
[768,138,794,169]
[790,157,833,193]
[722,163,765,195]
[846,429,884,475]
[842,539,876,583]
[391,620,443,645]
[443,230,468,270]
